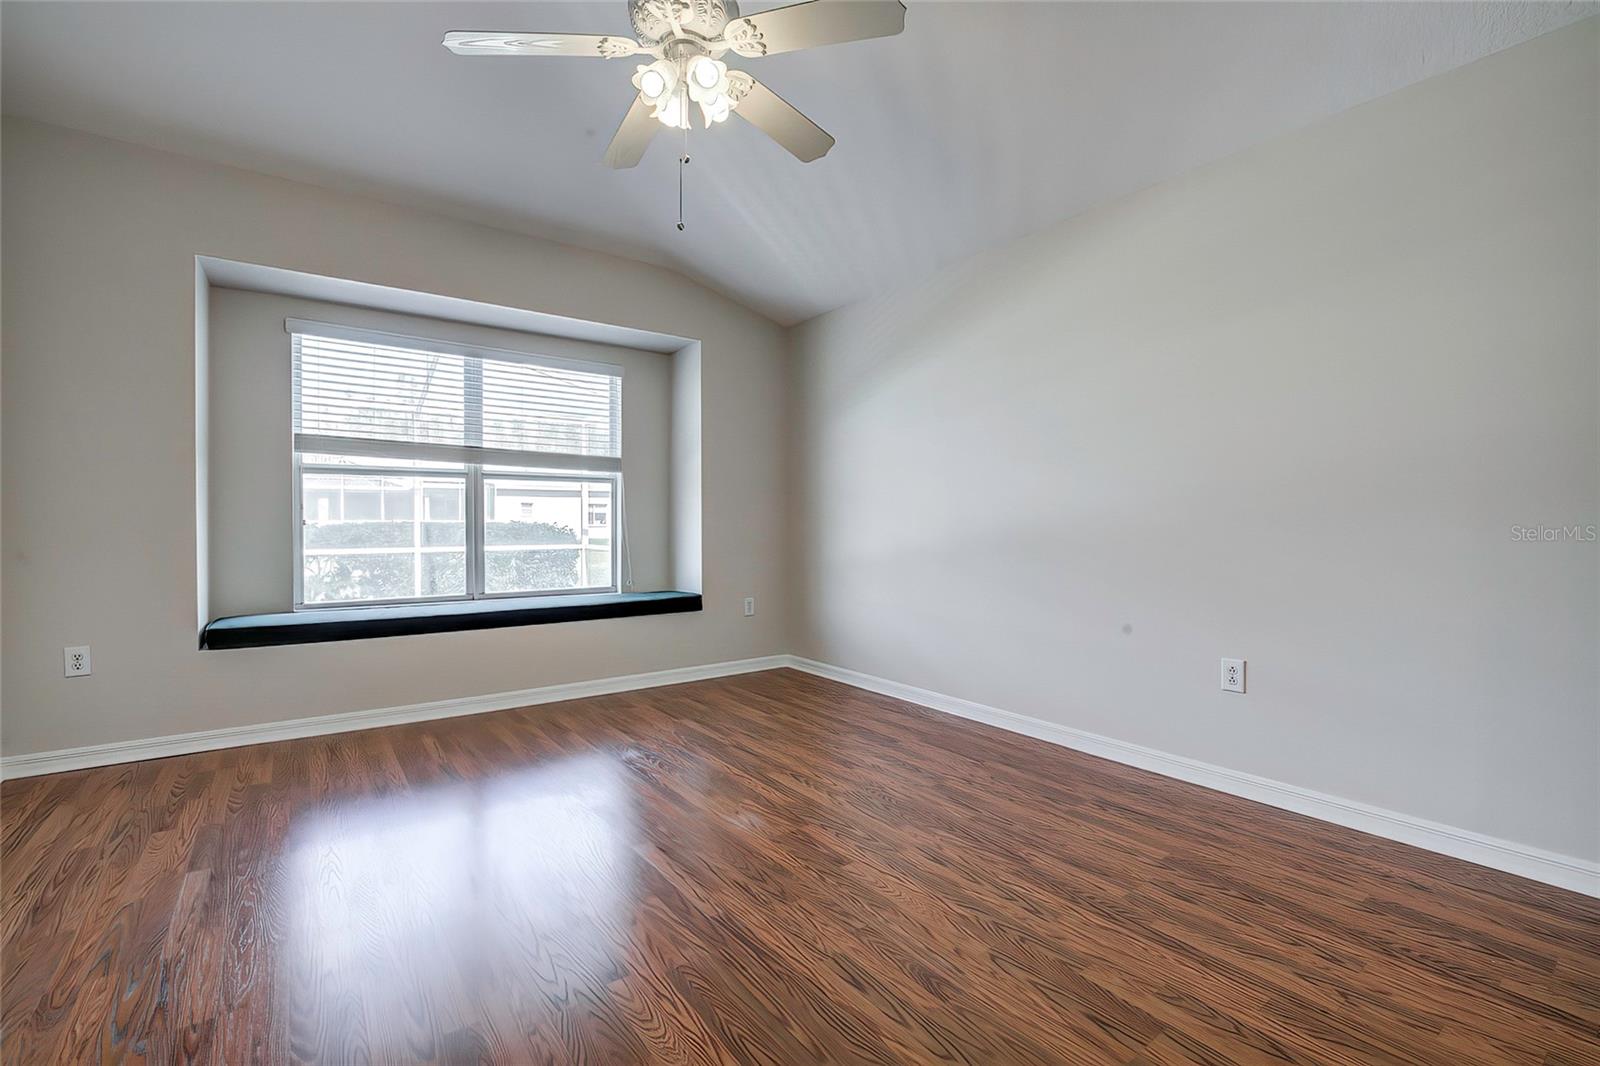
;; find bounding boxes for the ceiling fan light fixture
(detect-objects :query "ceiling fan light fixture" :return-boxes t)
[445,0,908,166]
[631,58,677,103]
[698,92,734,127]
[681,55,735,126]
[656,86,691,130]
[689,55,723,90]
[687,56,730,101]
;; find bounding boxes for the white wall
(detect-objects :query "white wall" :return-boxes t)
[789,21,1600,862]
[1,116,789,757]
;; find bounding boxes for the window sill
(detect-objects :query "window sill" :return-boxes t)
[201,591,702,650]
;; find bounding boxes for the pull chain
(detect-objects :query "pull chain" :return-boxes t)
[676,125,689,231]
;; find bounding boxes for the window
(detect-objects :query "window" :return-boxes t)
[291,320,623,607]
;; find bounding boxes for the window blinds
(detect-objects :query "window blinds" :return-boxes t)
[289,320,622,472]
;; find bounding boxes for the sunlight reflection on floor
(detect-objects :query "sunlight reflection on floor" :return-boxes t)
[280,751,639,1050]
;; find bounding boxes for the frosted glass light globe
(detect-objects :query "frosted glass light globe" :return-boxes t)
[657,91,689,130]
[691,56,721,89]
[699,93,732,127]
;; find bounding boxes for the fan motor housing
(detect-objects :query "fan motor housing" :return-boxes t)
[630,0,740,47]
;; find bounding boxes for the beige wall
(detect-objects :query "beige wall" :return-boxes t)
[789,22,1600,861]
[1,116,789,756]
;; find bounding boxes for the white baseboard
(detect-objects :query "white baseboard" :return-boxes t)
[0,655,792,782]
[787,657,1600,899]
[6,651,1594,899]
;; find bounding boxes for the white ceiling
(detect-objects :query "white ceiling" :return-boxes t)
[3,2,1592,324]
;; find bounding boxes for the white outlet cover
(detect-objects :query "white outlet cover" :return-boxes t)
[743,597,756,617]
[1221,658,1245,693]
[64,645,92,677]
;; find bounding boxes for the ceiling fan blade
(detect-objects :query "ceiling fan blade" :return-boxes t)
[442,31,640,58]
[730,76,835,162]
[604,96,658,169]
[723,0,906,58]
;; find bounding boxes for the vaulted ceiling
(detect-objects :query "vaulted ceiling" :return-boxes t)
[4,2,1592,323]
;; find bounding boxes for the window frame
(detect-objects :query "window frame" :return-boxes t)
[288,320,625,611]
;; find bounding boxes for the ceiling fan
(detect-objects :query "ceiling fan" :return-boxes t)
[443,0,907,168]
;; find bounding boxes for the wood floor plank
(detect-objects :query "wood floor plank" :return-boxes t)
[3,668,1597,1064]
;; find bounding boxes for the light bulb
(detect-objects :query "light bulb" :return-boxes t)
[691,56,721,89]
[632,59,677,107]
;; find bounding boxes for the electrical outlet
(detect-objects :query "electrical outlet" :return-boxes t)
[1221,658,1245,694]
[64,645,92,678]
[743,597,756,617]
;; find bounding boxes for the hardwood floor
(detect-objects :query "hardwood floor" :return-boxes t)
[2,668,1596,1065]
